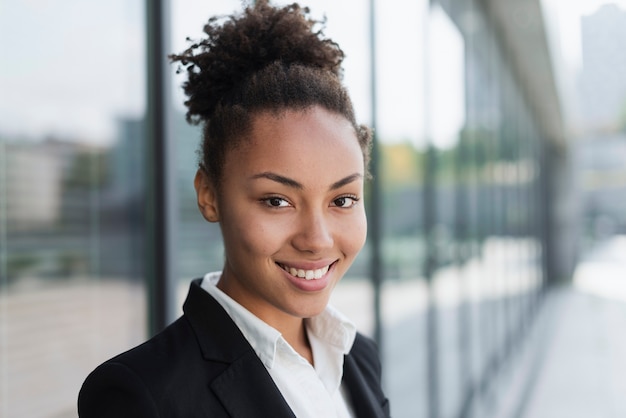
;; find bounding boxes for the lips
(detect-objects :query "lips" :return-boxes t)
[277,262,333,280]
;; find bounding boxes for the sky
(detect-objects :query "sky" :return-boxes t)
[1,0,624,145]
[0,0,145,143]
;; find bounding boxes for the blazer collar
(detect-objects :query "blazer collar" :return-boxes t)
[183,278,250,362]
[210,350,295,417]
[182,279,296,417]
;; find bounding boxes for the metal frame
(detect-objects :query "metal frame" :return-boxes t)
[146,0,178,335]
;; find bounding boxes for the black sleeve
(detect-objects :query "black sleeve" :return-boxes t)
[78,361,159,418]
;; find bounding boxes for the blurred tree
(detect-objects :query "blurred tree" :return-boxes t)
[380,142,424,187]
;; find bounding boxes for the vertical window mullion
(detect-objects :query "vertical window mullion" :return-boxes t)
[146,0,178,335]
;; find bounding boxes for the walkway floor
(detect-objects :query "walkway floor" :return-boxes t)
[519,286,626,418]
[504,235,626,418]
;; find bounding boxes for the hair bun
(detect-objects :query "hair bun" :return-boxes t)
[170,0,345,124]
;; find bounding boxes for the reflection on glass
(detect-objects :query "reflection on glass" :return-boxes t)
[0,1,146,416]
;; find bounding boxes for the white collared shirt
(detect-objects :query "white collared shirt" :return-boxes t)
[201,271,357,418]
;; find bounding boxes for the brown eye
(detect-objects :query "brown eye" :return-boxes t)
[262,197,290,208]
[332,196,358,208]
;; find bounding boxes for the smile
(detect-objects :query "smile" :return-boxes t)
[278,263,332,280]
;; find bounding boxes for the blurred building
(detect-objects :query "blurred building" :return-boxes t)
[579,3,626,133]
[4,141,64,231]
[576,3,626,243]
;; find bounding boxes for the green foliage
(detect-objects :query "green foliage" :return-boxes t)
[65,150,109,188]
[5,254,39,281]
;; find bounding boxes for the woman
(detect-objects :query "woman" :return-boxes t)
[78,1,389,416]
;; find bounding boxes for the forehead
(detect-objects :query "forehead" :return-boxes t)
[226,106,364,182]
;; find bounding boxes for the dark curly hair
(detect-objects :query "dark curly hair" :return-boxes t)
[169,0,371,186]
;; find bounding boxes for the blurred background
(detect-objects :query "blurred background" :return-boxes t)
[1,0,625,417]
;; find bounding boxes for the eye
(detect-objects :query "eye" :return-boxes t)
[332,196,359,208]
[262,197,291,208]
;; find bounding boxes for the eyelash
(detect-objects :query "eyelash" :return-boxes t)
[332,195,360,208]
[260,195,360,209]
[261,196,291,208]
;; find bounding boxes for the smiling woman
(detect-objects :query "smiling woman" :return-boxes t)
[77,1,389,417]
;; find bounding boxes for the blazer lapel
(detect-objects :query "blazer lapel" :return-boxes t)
[210,350,295,418]
[183,279,295,418]
[343,354,387,418]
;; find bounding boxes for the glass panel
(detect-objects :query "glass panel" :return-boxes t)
[375,0,429,416]
[0,2,146,417]
[427,3,467,417]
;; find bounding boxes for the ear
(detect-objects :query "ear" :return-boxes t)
[194,169,220,223]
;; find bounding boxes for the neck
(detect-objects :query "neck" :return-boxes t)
[282,319,314,365]
[258,311,313,365]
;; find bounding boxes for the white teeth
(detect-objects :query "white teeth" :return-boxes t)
[281,264,330,280]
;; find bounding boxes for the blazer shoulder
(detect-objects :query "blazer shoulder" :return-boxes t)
[78,316,230,417]
[78,360,160,417]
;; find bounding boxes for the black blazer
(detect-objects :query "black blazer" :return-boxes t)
[78,279,390,417]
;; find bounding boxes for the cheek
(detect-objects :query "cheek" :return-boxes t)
[341,211,368,256]
[356,215,368,251]
[226,213,287,258]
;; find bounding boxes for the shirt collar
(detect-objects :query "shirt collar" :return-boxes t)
[306,305,357,355]
[307,306,356,393]
[200,271,357,392]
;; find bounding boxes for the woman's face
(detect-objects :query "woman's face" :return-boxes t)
[195,106,367,327]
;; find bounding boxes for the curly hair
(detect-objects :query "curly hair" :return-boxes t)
[169,0,371,185]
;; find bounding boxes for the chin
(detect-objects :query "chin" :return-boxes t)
[292,297,330,319]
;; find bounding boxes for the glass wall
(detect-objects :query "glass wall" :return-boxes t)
[0,1,553,417]
[374,0,430,415]
[423,1,547,417]
[0,2,146,417]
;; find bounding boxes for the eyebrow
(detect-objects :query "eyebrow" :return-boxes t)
[250,172,303,189]
[250,172,363,191]
[329,173,363,190]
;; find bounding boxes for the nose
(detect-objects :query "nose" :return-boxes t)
[292,208,334,253]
